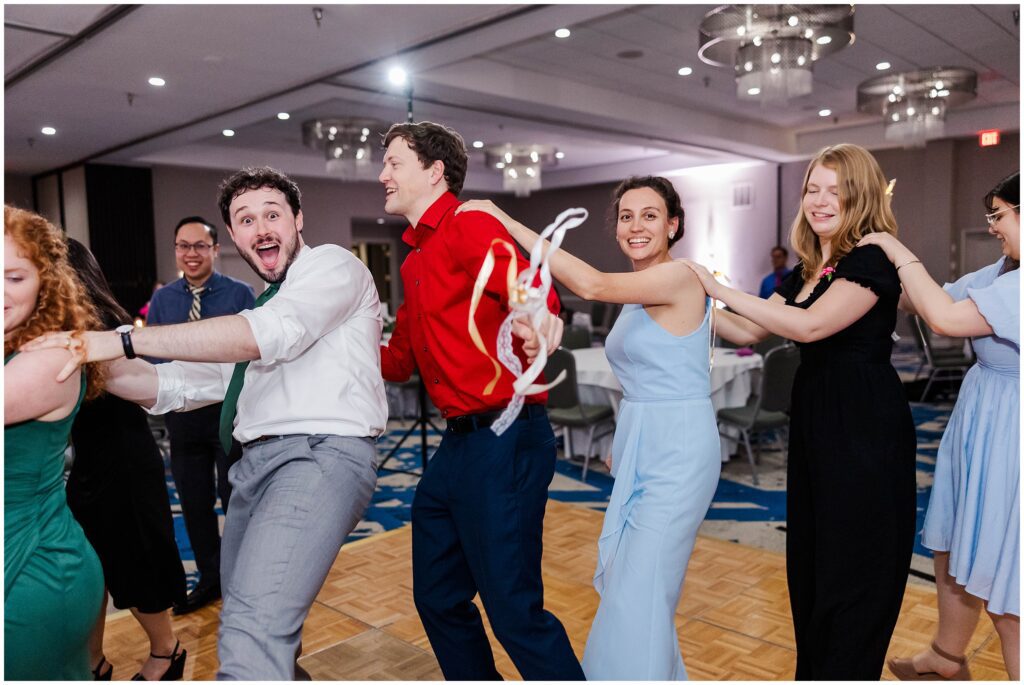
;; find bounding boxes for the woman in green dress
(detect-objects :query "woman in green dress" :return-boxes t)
[4,205,106,679]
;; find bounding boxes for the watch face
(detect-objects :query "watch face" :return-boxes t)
[115,324,134,334]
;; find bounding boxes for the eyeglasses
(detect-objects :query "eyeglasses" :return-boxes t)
[985,205,1019,227]
[174,241,214,255]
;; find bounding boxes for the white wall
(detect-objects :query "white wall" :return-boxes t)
[666,161,782,296]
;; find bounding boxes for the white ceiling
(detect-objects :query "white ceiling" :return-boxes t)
[4,3,1020,191]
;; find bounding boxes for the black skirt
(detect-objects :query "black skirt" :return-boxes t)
[67,393,186,613]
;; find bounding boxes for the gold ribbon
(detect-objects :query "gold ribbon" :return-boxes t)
[469,238,520,395]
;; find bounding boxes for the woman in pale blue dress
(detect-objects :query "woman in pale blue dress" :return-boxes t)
[459,177,721,679]
[859,170,1019,681]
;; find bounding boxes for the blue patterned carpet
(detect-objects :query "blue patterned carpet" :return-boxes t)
[167,343,953,591]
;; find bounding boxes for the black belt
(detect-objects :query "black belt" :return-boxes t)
[242,434,291,448]
[445,404,546,434]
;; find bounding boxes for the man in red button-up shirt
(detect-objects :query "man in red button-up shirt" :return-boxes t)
[378,122,583,680]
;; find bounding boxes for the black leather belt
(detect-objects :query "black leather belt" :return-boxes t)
[242,434,287,448]
[445,404,545,434]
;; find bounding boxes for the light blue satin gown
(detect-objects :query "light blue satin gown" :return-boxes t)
[582,300,721,680]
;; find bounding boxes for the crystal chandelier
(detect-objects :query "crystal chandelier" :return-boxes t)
[698,4,855,104]
[857,68,977,148]
[302,118,387,180]
[483,144,560,197]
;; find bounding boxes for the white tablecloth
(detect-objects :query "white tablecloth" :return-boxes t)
[570,346,763,462]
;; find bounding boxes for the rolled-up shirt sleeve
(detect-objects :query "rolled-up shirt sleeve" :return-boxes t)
[239,246,373,365]
[147,360,233,414]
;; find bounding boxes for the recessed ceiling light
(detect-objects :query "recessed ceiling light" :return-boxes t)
[677,67,693,76]
[818,109,832,117]
[472,140,484,149]
[788,15,799,27]
[222,129,235,137]
[376,218,385,225]
[495,162,506,169]
[41,126,56,135]
[875,61,891,71]
[554,28,570,38]
[747,87,761,96]
[388,67,407,86]
[277,112,290,120]
[148,77,166,87]
[555,151,565,159]
[816,35,832,45]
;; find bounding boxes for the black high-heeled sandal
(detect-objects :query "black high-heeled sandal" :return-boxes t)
[92,655,113,681]
[131,640,187,681]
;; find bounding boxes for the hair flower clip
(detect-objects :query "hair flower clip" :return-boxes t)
[820,266,835,282]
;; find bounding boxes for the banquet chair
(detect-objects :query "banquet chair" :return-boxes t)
[561,325,593,350]
[544,347,615,482]
[716,343,800,485]
[910,314,974,401]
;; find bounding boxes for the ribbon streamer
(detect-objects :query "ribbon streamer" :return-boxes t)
[469,207,589,435]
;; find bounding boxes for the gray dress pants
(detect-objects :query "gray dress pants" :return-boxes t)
[216,434,377,680]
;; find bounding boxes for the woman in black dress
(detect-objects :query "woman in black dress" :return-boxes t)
[682,143,917,679]
[66,239,188,681]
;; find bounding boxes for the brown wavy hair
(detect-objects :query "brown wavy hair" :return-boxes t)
[4,205,105,399]
[790,143,899,278]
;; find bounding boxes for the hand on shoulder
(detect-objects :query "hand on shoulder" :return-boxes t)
[6,347,83,420]
[855,232,905,264]
[674,258,722,298]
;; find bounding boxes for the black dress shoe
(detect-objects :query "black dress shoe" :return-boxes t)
[172,583,221,615]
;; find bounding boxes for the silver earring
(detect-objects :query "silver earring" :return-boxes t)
[669,232,675,239]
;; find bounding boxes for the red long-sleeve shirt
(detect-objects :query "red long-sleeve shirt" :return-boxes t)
[380,191,559,418]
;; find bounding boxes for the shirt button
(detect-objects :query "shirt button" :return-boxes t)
[415,279,420,286]
[442,409,448,417]
[422,345,428,352]
[433,378,439,384]
[416,248,422,253]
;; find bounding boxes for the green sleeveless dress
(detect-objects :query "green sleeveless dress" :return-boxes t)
[4,353,104,679]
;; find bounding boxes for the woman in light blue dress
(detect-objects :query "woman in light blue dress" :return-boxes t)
[859,170,1019,681]
[458,177,720,680]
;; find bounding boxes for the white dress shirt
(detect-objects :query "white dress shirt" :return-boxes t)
[149,244,388,442]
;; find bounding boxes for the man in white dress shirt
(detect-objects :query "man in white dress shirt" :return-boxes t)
[33,167,388,679]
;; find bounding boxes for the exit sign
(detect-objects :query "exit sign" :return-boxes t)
[979,129,1001,147]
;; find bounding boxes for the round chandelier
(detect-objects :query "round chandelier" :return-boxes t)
[482,144,560,197]
[698,4,855,104]
[857,67,977,148]
[302,118,388,180]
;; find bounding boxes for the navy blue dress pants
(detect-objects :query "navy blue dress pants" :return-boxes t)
[411,405,584,680]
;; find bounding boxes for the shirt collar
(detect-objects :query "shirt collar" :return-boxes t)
[402,191,460,248]
[182,271,223,293]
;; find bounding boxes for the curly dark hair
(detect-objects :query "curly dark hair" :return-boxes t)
[4,206,105,400]
[611,176,685,247]
[217,166,301,226]
[383,121,468,196]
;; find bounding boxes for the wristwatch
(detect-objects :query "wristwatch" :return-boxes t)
[115,324,137,359]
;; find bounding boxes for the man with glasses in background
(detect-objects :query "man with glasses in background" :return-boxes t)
[147,216,255,614]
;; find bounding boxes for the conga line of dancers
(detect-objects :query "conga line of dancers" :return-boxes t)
[5,121,1018,681]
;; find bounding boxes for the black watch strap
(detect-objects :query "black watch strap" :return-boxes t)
[119,328,137,360]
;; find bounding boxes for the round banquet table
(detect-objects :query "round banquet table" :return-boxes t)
[569,346,764,463]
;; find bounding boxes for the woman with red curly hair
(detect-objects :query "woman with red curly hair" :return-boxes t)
[4,205,105,679]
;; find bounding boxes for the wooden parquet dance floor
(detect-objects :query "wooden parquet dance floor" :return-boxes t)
[103,500,1009,680]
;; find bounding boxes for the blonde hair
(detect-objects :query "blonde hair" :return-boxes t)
[4,205,105,399]
[790,143,898,278]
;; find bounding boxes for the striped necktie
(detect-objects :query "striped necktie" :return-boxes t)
[218,282,280,452]
[188,284,204,322]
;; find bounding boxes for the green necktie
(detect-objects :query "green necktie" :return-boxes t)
[219,282,280,452]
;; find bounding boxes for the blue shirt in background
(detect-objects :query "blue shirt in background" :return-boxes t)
[759,268,793,299]
[145,271,256,363]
